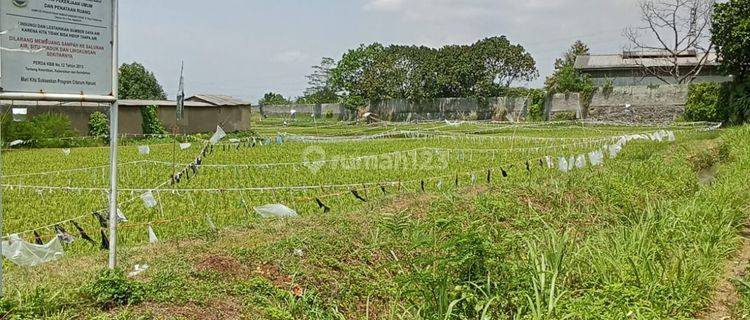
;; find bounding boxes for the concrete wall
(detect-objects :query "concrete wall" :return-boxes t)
[585,67,731,87]
[371,96,529,121]
[259,103,355,120]
[545,85,689,123]
[0,103,251,135]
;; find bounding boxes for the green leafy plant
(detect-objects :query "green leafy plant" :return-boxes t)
[141,105,166,135]
[685,82,722,122]
[88,111,109,137]
[83,269,146,310]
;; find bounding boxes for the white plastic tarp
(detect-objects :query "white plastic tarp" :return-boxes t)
[209,126,227,145]
[254,204,298,218]
[2,235,64,267]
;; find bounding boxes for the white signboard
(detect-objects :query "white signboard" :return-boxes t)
[0,0,113,95]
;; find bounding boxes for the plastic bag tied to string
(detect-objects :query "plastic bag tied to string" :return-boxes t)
[558,157,570,173]
[141,191,158,209]
[589,150,605,166]
[147,225,159,244]
[2,234,64,267]
[254,204,299,218]
[575,154,587,169]
[209,125,227,145]
[138,145,151,155]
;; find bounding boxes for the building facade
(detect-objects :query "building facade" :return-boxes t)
[0,95,252,135]
[575,50,731,87]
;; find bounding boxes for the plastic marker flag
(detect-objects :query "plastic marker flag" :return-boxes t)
[54,225,75,245]
[545,156,555,169]
[315,198,331,213]
[558,157,570,173]
[62,148,71,156]
[575,155,587,169]
[589,150,604,166]
[117,209,128,223]
[2,234,64,267]
[351,189,367,202]
[179,143,192,150]
[176,62,185,121]
[667,131,676,142]
[33,231,44,245]
[138,145,150,155]
[71,221,95,245]
[147,225,159,244]
[206,215,217,232]
[254,204,299,218]
[141,191,158,209]
[608,144,622,159]
[209,126,227,145]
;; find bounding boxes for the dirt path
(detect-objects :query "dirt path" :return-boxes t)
[699,224,750,319]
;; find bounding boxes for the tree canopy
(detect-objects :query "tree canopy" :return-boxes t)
[713,0,750,79]
[545,40,590,92]
[329,37,537,104]
[119,62,167,100]
[298,57,339,104]
[258,92,291,106]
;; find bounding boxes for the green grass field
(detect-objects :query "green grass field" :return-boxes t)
[1,120,748,319]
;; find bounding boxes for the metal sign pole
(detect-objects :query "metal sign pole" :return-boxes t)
[0,118,4,297]
[107,0,119,270]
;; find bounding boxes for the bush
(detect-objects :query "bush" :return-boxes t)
[83,269,146,309]
[684,82,723,122]
[140,105,165,135]
[719,79,750,125]
[552,111,576,121]
[88,111,109,137]
[1,113,77,147]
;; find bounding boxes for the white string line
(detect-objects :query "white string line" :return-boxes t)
[0,135,614,180]
[1,138,213,238]
[0,137,618,192]
[2,160,149,178]
[0,126,698,237]
[138,139,615,169]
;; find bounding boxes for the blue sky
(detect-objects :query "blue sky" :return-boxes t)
[120,0,641,103]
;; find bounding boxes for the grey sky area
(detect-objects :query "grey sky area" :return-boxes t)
[120,0,641,103]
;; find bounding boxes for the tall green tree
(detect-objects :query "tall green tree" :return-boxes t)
[300,57,339,104]
[258,92,290,106]
[472,36,538,96]
[713,0,750,79]
[119,62,167,100]
[545,41,590,92]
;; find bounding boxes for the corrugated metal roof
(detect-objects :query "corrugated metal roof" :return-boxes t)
[118,99,213,107]
[0,99,213,107]
[575,51,719,70]
[187,95,250,106]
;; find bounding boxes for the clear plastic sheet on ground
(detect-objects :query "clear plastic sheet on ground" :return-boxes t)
[1,234,64,267]
[254,204,298,218]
